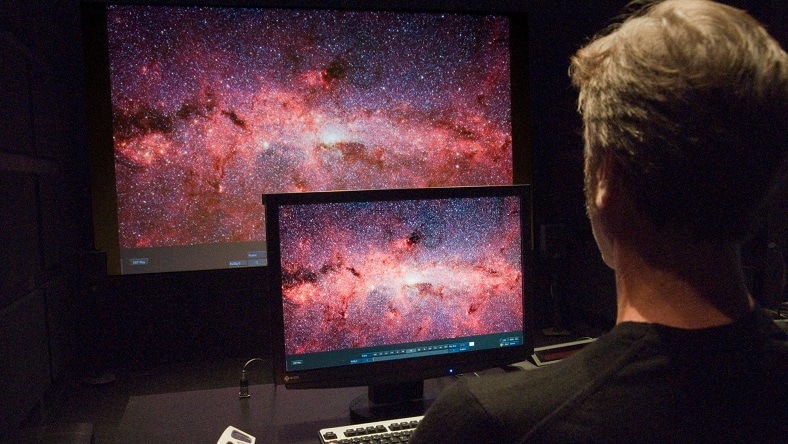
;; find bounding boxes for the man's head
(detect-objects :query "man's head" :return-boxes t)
[570,0,787,248]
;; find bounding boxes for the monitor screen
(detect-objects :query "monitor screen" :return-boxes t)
[81,1,530,275]
[265,184,533,420]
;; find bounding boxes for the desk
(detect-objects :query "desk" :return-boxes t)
[116,361,538,443]
[116,378,453,443]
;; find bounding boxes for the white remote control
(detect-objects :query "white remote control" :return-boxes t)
[217,426,255,444]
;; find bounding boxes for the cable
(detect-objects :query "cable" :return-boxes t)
[239,357,265,399]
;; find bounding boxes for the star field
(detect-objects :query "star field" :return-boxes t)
[108,6,513,249]
[278,196,524,355]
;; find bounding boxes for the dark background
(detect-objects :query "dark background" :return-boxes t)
[1,0,785,438]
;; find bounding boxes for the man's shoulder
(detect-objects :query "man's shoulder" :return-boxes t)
[414,336,633,442]
[460,338,625,421]
[415,317,788,444]
[411,364,595,444]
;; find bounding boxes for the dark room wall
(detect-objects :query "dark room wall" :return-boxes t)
[1,0,92,437]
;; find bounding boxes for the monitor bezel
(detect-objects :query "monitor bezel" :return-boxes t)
[264,184,535,389]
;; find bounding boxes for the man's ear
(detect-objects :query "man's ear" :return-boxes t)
[594,151,616,210]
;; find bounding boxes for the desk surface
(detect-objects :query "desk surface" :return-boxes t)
[116,361,538,444]
[116,377,450,444]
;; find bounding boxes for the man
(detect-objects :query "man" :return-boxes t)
[410,0,787,442]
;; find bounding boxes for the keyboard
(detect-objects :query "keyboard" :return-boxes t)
[319,415,423,443]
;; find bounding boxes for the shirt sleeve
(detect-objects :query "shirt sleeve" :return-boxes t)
[410,378,508,444]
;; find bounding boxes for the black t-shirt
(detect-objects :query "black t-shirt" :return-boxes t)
[410,309,787,443]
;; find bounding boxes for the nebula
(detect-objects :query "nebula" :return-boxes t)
[108,6,513,249]
[278,196,524,355]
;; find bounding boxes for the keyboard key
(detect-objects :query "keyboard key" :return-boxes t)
[319,415,423,443]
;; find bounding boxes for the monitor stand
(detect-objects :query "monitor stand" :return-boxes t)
[349,380,434,423]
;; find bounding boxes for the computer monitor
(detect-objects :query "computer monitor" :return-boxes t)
[264,185,534,420]
[81,1,530,275]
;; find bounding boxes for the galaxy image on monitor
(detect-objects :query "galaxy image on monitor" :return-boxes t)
[278,196,524,356]
[107,6,513,249]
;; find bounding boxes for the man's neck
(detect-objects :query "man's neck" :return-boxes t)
[613,241,754,329]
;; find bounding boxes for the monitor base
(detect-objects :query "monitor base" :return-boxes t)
[349,381,434,423]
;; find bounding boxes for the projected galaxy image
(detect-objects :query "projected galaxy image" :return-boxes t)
[279,196,523,355]
[108,6,513,249]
